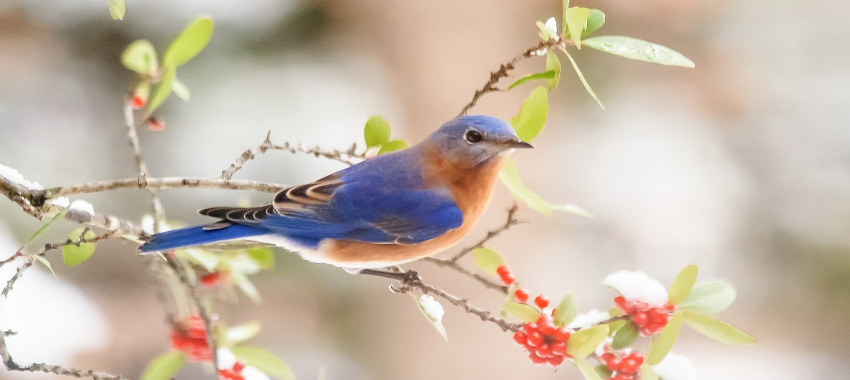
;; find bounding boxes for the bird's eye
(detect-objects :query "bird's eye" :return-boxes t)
[464,130,483,144]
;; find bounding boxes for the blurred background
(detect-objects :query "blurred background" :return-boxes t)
[1,0,849,379]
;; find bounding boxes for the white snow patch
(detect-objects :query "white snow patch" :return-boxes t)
[603,270,668,307]
[0,164,43,190]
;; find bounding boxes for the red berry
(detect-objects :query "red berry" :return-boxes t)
[621,357,640,374]
[554,327,571,341]
[200,271,221,286]
[632,312,649,327]
[534,295,549,309]
[614,296,628,311]
[132,95,146,109]
[496,265,510,276]
[514,288,529,303]
[550,341,566,356]
[547,355,565,366]
[527,331,544,347]
[612,373,635,380]
[522,322,537,334]
[649,308,669,323]
[541,324,557,336]
[513,331,527,345]
[601,352,616,365]
[500,272,516,285]
[529,353,548,364]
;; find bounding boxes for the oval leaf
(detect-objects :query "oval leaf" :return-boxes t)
[231,346,295,380]
[567,324,609,358]
[583,35,695,68]
[146,66,175,115]
[509,86,548,142]
[122,40,158,74]
[683,311,756,344]
[679,280,736,314]
[499,158,551,215]
[377,139,409,155]
[140,351,186,380]
[647,310,684,365]
[574,357,604,380]
[668,264,698,305]
[639,364,659,380]
[108,0,126,20]
[559,46,605,110]
[553,293,577,327]
[582,9,606,37]
[62,229,97,267]
[164,17,214,67]
[413,295,448,341]
[611,322,638,349]
[364,115,391,148]
[225,321,262,345]
[472,247,505,275]
[502,302,542,323]
[508,71,557,90]
[565,7,591,48]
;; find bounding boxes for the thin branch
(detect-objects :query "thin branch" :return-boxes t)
[2,230,117,297]
[41,177,286,198]
[389,271,523,333]
[221,132,363,180]
[122,98,165,226]
[423,258,508,293]
[445,204,520,264]
[458,38,566,117]
[1,333,125,380]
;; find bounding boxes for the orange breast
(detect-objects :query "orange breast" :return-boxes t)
[321,149,507,268]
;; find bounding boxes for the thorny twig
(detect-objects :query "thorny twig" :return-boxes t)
[1,332,126,380]
[458,38,566,117]
[388,270,524,333]
[221,131,363,180]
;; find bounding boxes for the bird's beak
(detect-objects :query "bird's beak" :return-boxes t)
[504,139,533,149]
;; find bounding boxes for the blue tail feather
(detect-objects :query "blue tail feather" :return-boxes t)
[139,224,266,252]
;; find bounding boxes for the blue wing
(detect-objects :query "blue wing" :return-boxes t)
[140,152,463,252]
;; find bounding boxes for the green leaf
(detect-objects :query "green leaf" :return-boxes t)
[247,247,275,270]
[140,351,186,380]
[559,46,605,110]
[472,247,505,275]
[647,310,684,365]
[502,302,542,323]
[549,203,594,217]
[583,36,695,68]
[25,211,65,246]
[553,293,577,327]
[507,71,557,91]
[679,280,736,314]
[107,0,126,20]
[364,115,391,148]
[499,158,551,215]
[413,295,448,341]
[566,325,609,358]
[171,78,191,101]
[561,0,571,35]
[565,7,591,48]
[177,248,219,272]
[62,229,97,267]
[583,9,606,37]
[231,269,261,303]
[683,311,756,344]
[225,321,262,345]
[611,322,638,349]
[594,364,612,379]
[231,346,295,380]
[163,16,214,67]
[121,40,158,74]
[545,52,561,90]
[377,139,409,155]
[668,264,698,305]
[32,255,56,278]
[639,364,659,380]
[574,357,603,380]
[147,65,175,115]
[509,86,548,142]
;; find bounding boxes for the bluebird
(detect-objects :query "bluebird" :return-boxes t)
[139,115,532,270]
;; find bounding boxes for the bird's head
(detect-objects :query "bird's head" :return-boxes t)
[425,115,533,166]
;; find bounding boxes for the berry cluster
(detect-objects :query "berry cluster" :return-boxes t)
[600,350,645,380]
[170,315,212,361]
[614,296,673,335]
[219,361,246,380]
[512,316,572,367]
